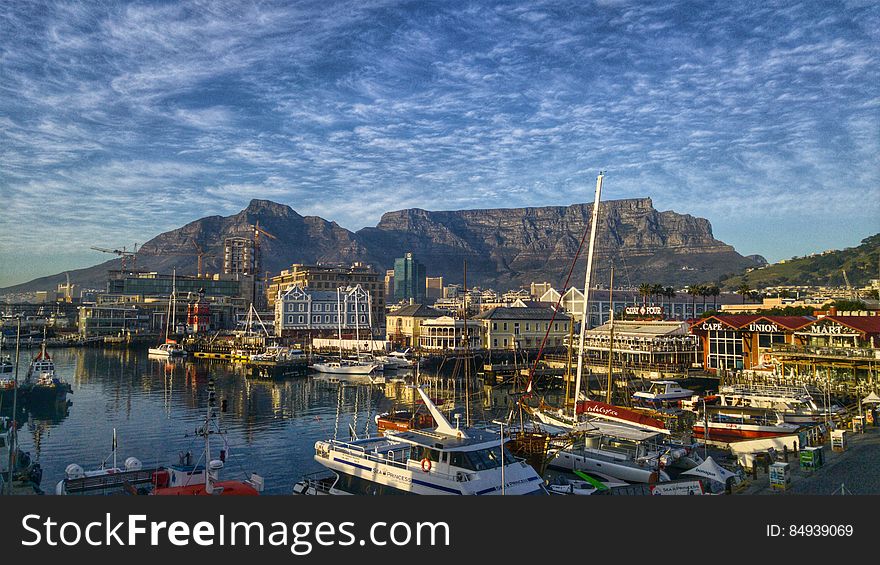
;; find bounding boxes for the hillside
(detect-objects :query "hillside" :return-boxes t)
[722,234,880,290]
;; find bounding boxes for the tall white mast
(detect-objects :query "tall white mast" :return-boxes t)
[572,172,604,419]
[171,269,177,335]
[337,287,343,361]
[353,287,361,362]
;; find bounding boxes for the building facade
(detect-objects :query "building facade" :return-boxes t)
[223,237,256,275]
[580,320,701,373]
[426,277,444,301]
[267,263,384,327]
[386,303,443,348]
[418,316,483,351]
[274,284,372,338]
[475,306,571,350]
[393,252,426,303]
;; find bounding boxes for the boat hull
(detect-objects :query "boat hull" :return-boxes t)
[310,363,377,375]
[692,424,799,440]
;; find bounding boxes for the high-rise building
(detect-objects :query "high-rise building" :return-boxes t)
[426,276,444,301]
[267,262,385,327]
[385,269,395,299]
[393,252,426,303]
[223,237,256,275]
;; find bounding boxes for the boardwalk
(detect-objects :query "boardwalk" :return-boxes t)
[738,424,880,495]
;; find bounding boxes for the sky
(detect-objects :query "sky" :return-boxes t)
[1,0,878,288]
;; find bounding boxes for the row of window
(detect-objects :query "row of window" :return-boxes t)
[285,302,368,312]
[490,321,568,332]
[285,314,368,325]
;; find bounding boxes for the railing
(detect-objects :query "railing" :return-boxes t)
[770,345,879,360]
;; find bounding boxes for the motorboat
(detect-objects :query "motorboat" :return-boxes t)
[310,359,380,375]
[293,386,547,495]
[716,384,844,424]
[692,406,801,440]
[632,380,695,407]
[148,341,187,357]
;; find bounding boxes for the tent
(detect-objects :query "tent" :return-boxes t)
[861,392,880,405]
[681,456,736,483]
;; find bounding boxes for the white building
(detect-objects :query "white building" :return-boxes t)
[418,316,483,351]
[275,284,372,337]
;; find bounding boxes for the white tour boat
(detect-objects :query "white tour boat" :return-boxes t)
[293,386,547,495]
[632,380,695,407]
[716,384,844,424]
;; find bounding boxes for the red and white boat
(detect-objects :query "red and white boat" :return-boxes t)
[693,407,800,440]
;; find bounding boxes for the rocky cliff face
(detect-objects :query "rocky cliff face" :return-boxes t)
[358,198,757,288]
[1,197,760,294]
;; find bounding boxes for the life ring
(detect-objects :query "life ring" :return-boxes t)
[421,458,432,472]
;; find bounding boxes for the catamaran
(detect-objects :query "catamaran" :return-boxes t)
[293,386,548,495]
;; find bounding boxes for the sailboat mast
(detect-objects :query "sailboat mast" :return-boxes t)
[354,288,360,362]
[171,269,177,336]
[463,260,471,428]
[572,172,604,418]
[337,288,343,361]
[5,317,21,495]
[606,266,615,405]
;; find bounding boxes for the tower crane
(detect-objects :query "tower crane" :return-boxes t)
[841,269,859,301]
[138,240,218,276]
[90,244,138,271]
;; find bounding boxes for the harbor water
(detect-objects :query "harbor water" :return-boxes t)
[3,347,413,495]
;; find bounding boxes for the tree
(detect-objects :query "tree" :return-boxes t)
[737,283,751,304]
[651,284,664,305]
[686,285,702,318]
[637,283,652,305]
[706,284,721,310]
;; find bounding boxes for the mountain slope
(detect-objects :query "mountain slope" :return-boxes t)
[723,233,880,289]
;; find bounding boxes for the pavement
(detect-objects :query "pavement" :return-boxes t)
[735,424,880,495]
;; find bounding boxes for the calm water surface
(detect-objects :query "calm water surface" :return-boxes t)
[7,347,414,494]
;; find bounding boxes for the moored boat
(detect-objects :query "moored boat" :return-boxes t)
[692,406,800,440]
[632,380,695,407]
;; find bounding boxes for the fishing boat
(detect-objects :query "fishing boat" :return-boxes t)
[692,406,800,440]
[293,386,547,495]
[632,380,695,407]
[716,384,844,424]
[152,377,264,496]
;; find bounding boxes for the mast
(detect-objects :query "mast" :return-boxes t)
[337,287,343,361]
[572,172,604,419]
[5,317,21,495]
[606,266,615,405]
[171,269,177,336]
[462,260,471,427]
[353,287,361,363]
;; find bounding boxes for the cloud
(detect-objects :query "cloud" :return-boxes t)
[1,0,878,285]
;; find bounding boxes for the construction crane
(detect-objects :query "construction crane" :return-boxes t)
[841,269,860,301]
[91,244,138,271]
[139,240,218,276]
[191,241,218,277]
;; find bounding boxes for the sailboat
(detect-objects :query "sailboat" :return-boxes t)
[311,287,379,375]
[148,270,186,357]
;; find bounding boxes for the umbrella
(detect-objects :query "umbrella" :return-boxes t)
[681,456,736,483]
[861,392,880,405]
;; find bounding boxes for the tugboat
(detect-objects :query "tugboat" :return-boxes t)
[23,340,72,403]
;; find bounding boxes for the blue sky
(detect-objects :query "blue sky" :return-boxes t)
[1,0,878,288]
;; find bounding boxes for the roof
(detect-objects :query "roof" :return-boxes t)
[388,303,444,318]
[808,315,880,335]
[588,320,690,337]
[474,306,570,321]
[691,314,815,331]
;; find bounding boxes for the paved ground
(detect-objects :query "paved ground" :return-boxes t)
[736,425,880,495]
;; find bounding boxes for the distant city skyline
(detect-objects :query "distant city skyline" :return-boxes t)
[2,1,878,288]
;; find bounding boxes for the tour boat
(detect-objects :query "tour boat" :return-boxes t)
[692,407,801,440]
[293,386,547,495]
[632,380,695,407]
[716,384,844,424]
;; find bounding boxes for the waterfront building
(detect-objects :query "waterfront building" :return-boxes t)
[77,304,150,338]
[386,303,443,348]
[393,252,426,303]
[384,269,395,299]
[274,284,372,338]
[267,263,384,327]
[690,315,812,372]
[580,320,701,374]
[474,306,570,350]
[106,270,245,299]
[417,316,483,351]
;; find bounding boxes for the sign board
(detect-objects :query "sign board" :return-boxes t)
[625,305,663,316]
[747,323,779,333]
[769,462,790,490]
[649,481,704,495]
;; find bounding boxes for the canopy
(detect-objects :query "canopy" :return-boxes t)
[862,392,880,405]
[681,456,736,483]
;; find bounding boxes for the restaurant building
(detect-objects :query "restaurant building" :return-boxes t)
[689,315,814,372]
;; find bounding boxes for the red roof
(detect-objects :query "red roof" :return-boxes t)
[817,316,880,335]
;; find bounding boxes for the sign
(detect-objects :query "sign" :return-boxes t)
[649,481,704,495]
[625,306,663,316]
[809,324,843,335]
[699,322,725,331]
[747,323,779,333]
[576,400,667,433]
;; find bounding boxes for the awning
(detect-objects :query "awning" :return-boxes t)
[681,456,737,483]
[862,392,880,405]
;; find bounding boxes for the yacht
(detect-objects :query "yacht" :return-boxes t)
[545,419,702,484]
[148,341,187,357]
[293,386,548,495]
[310,358,380,375]
[632,380,695,407]
[693,406,801,440]
[716,384,844,424]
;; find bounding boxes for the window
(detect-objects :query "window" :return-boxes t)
[525,323,530,332]
[554,323,559,331]
[313,315,320,323]
[287,315,293,323]
[493,339,498,347]
[503,322,508,331]
[503,339,508,347]
[299,304,305,311]
[514,323,520,335]
[325,315,330,323]
[492,322,497,330]
[314,304,322,312]
[298,316,304,324]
